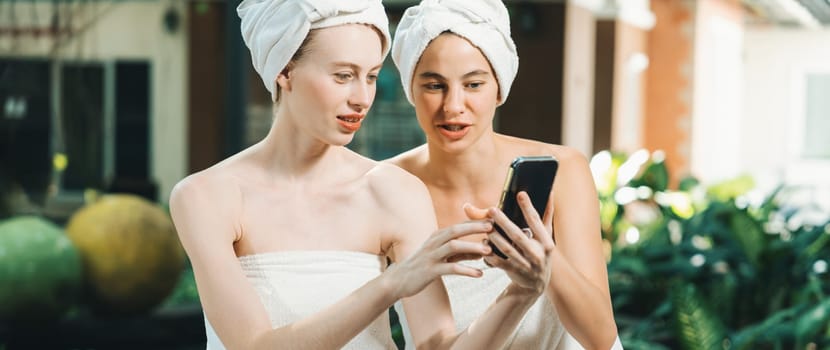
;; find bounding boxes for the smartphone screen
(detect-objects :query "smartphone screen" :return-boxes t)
[491,156,559,259]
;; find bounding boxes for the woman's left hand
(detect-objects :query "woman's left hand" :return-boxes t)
[465,191,556,295]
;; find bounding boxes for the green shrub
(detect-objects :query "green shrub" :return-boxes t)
[595,150,830,349]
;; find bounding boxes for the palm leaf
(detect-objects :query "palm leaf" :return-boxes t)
[728,208,766,267]
[671,284,728,350]
[795,298,830,346]
[730,303,806,349]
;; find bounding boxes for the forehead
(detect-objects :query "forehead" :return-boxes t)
[415,33,493,75]
[305,24,384,67]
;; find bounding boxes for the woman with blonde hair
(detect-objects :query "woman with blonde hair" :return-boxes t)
[170,1,551,349]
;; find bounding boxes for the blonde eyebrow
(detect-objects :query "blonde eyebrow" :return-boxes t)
[331,61,383,71]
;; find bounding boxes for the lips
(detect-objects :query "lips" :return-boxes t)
[437,123,471,140]
[337,114,364,132]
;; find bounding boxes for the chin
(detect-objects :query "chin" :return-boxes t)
[328,134,356,147]
[434,138,472,154]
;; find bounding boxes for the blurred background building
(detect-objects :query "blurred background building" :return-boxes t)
[1,0,828,214]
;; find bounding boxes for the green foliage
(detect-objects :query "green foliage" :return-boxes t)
[596,150,830,349]
[671,284,727,350]
[160,261,200,308]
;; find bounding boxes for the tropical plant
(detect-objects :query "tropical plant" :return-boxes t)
[596,150,830,350]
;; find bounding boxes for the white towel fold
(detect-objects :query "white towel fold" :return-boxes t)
[392,0,518,106]
[238,0,391,101]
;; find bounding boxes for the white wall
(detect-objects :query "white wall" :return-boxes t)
[742,27,830,188]
[562,2,597,157]
[689,0,744,184]
[1,1,188,203]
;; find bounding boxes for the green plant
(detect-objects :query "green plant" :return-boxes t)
[596,150,830,349]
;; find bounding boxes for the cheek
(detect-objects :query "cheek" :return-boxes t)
[367,85,378,104]
[414,92,442,114]
[303,79,342,106]
[413,97,436,129]
[472,88,499,112]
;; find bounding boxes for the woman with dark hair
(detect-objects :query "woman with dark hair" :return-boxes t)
[388,1,622,349]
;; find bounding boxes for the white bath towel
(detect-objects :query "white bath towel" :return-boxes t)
[205,250,396,350]
[394,258,625,349]
[392,0,519,106]
[238,0,391,101]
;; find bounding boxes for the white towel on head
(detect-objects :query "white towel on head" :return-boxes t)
[238,0,391,101]
[392,0,518,106]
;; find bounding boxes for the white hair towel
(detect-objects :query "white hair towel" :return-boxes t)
[392,0,518,106]
[238,0,391,101]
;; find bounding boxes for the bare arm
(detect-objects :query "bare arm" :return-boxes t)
[546,148,618,349]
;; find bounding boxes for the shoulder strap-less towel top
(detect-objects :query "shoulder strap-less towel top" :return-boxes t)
[395,258,584,350]
[205,250,397,350]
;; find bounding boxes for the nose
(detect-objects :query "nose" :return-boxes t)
[349,81,372,111]
[442,87,464,116]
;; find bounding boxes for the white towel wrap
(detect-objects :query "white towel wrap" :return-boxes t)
[392,0,519,106]
[238,0,391,101]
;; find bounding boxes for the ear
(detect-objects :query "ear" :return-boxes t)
[275,66,292,92]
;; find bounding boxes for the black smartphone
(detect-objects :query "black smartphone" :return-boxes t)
[490,156,559,259]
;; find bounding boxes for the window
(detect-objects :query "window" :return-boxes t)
[61,63,106,191]
[786,69,830,186]
[803,73,830,159]
[1,60,154,203]
[0,59,52,205]
[59,61,153,197]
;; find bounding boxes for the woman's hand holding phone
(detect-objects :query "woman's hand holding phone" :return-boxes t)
[465,191,556,295]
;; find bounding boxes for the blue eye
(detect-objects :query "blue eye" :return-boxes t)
[467,82,483,89]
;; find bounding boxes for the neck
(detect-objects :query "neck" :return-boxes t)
[260,108,338,180]
[424,131,505,190]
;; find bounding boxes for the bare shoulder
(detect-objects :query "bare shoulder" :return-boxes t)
[368,157,437,261]
[169,145,263,209]
[545,145,596,199]
[365,161,431,203]
[365,162,435,234]
[547,144,591,170]
[169,163,245,244]
[498,134,590,169]
[383,144,428,176]
[170,167,241,210]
